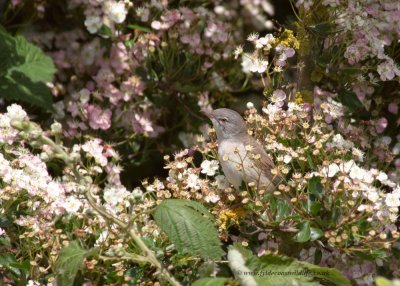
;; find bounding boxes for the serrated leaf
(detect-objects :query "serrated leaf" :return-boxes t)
[229,246,350,286]
[0,27,55,110]
[192,277,229,286]
[246,254,320,286]
[302,261,351,286]
[154,199,223,260]
[294,221,311,242]
[55,241,98,286]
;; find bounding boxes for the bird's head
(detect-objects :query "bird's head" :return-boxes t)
[202,108,247,140]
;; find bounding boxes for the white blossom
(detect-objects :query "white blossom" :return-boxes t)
[63,196,82,213]
[187,173,200,189]
[322,163,340,177]
[6,104,27,122]
[204,193,221,203]
[327,134,354,149]
[201,160,219,176]
[103,184,130,206]
[84,15,102,34]
[105,1,128,24]
[386,193,400,207]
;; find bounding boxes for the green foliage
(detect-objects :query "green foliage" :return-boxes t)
[308,177,324,200]
[0,253,29,285]
[55,241,99,286]
[0,26,55,110]
[153,199,224,260]
[192,277,229,286]
[294,221,311,243]
[338,90,364,114]
[375,276,400,286]
[229,245,351,286]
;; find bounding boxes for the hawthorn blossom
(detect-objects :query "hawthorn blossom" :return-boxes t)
[87,105,112,130]
[186,173,200,190]
[241,54,269,74]
[377,61,397,81]
[327,134,354,149]
[204,193,221,203]
[375,117,388,134]
[6,104,28,122]
[103,184,130,206]
[386,193,400,207]
[81,139,108,166]
[63,196,82,213]
[388,103,398,114]
[201,160,219,176]
[322,163,340,177]
[105,1,128,24]
[84,15,102,34]
[270,90,286,107]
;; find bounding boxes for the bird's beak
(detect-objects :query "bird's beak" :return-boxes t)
[201,108,215,119]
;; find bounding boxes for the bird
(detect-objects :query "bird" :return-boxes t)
[202,108,281,192]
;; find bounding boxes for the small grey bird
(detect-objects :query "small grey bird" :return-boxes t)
[203,108,280,191]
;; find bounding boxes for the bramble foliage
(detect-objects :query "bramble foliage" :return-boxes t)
[0,27,55,110]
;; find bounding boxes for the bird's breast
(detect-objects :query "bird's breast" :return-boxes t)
[217,139,272,190]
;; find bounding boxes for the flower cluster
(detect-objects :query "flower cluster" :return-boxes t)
[0,105,161,284]
[239,29,298,77]
[145,91,400,282]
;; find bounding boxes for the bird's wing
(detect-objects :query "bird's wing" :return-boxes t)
[242,136,282,185]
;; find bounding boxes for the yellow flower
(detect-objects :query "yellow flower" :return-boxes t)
[278,29,300,50]
[218,207,246,230]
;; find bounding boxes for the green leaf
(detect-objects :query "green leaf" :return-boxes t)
[308,22,335,35]
[153,199,224,260]
[338,90,364,113]
[294,221,311,242]
[310,227,323,241]
[302,262,351,286]
[314,249,322,265]
[0,27,55,110]
[307,199,321,216]
[375,276,395,286]
[127,24,151,33]
[276,200,290,222]
[245,254,320,286]
[55,241,98,286]
[228,246,350,286]
[308,176,324,199]
[98,24,113,37]
[192,277,229,286]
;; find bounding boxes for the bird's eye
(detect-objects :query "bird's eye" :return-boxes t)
[218,117,228,124]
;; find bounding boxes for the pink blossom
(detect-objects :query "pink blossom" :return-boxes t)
[394,159,400,169]
[132,114,154,134]
[103,84,124,105]
[375,117,388,134]
[87,105,112,130]
[11,0,22,7]
[151,20,172,31]
[377,61,396,81]
[110,42,129,74]
[388,102,398,114]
